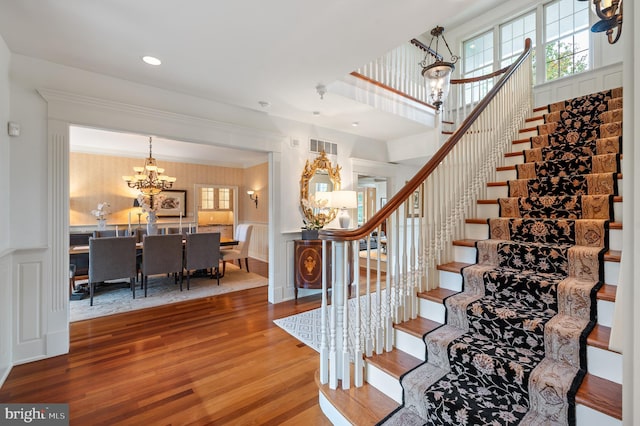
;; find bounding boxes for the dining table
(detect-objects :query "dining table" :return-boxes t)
[69,236,238,255]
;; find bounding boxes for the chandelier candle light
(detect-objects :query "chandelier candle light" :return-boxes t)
[420,26,458,114]
[122,136,176,195]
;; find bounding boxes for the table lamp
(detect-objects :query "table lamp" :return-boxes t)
[329,190,357,229]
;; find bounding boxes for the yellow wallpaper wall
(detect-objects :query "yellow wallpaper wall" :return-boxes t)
[70,152,266,227]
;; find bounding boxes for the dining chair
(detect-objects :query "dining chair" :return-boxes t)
[220,224,253,276]
[184,232,221,289]
[88,236,137,306]
[69,232,91,293]
[93,230,119,238]
[164,227,189,238]
[141,234,184,297]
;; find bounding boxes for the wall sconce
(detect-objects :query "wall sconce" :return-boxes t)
[578,0,623,44]
[247,190,258,208]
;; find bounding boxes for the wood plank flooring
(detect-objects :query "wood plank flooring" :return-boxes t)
[0,258,333,425]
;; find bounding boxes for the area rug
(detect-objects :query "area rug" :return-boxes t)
[70,264,267,322]
[274,290,389,355]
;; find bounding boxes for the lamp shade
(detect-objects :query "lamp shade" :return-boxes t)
[329,190,357,209]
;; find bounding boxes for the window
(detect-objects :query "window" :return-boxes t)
[459,0,591,87]
[544,0,590,80]
[218,188,230,210]
[501,11,537,79]
[463,31,494,103]
[201,188,214,210]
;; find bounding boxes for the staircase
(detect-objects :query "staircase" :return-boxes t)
[320,89,624,425]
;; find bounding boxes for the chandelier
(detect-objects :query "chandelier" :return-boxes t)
[578,0,623,44]
[419,26,458,113]
[122,137,176,195]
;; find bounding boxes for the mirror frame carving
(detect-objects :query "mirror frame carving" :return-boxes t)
[299,151,341,228]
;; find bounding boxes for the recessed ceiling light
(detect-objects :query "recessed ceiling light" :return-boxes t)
[351,121,359,127]
[312,111,320,116]
[258,101,271,108]
[142,56,162,66]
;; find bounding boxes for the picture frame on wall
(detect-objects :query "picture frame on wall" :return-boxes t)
[157,189,187,217]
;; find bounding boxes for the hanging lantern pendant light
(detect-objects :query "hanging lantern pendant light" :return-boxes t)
[420,26,459,113]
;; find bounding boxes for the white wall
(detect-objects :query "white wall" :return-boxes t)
[0,33,12,386]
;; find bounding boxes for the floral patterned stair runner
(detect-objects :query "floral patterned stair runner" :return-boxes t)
[378,88,621,426]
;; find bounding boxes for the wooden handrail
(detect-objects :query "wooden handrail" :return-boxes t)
[349,71,435,110]
[320,38,532,242]
[450,65,510,85]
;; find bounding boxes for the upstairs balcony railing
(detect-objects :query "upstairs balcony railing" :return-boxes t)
[352,38,513,129]
[319,39,533,390]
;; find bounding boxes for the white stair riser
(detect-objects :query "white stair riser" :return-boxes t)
[597,299,615,327]
[587,346,622,384]
[511,142,531,153]
[418,298,446,324]
[575,404,622,426]
[319,393,351,426]
[605,261,619,286]
[394,328,426,361]
[503,155,523,167]
[365,362,403,403]
[496,169,517,181]
[453,245,476,265]
[439,270,463,292]
[476,203,499,218]
[518,129,538,138]
[465,222,622,251]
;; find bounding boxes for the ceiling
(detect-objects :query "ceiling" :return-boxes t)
[0,0,507,164]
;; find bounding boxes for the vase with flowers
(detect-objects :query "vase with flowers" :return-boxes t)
[137,193,166,235]
[300,194,332,240]
[91,202,111,229]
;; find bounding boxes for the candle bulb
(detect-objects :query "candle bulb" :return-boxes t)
[128,212,132,235]
[115,225,119,237]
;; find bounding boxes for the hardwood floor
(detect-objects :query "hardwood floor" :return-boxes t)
[0,258,333,425]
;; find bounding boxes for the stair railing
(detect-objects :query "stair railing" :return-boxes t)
[319,39,533,390]
[352,38,514,128]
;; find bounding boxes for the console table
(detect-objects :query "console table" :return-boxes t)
[293,239,352,300]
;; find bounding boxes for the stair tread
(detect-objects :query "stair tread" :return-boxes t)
[598,283,617,302]
[367,349,424,379]
[587,324,617,352]
[417,287,458,303]
[394,317,442,340]
[513,138,530,145]
[533,105,548,112]
[576,374,622,420]
[525,115,545,122]
[436,261,471,273]
[496,165,516,171]
[317,372,397,425]
[519,126,537,133]
[505,151,525,158]
[452,239,476,247]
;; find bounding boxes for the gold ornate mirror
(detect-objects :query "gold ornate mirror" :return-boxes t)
[300,151,341,229]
